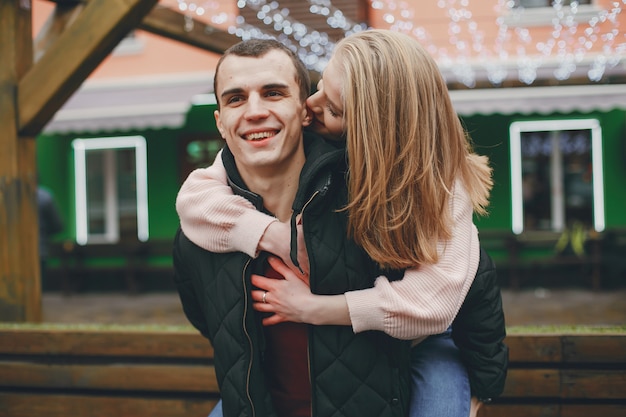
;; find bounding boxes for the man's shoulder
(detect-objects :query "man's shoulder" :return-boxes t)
[303,131,345,151]
[174,228,212,256]
[174,227,249,266]
[302,132,346,168]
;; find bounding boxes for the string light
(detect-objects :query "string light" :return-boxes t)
[169,0,625,87]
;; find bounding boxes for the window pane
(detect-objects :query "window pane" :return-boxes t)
[516,0,591,7]
[561,130,593,224]
[520,128,594,231]
[73,136,148,244]
[86,151,106,235]
[117,148,138,240]
[521,131,553,230]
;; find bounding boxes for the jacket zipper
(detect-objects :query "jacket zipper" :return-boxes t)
[299,190,318,417]
[307,332,313,417]
[242,258,256,417]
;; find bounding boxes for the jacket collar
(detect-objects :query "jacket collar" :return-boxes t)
[221,132,345,213]
[222,132,345,271]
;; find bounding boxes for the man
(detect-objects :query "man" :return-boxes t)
[38,186,64,285]
[172,39,411,417]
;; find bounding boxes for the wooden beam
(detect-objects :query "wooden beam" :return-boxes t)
[5,0,231,322]
[139,5,239,55]
[34,2,84,62]
[42,0,239,55]
[17,0,159,136]
[0,0,40,322]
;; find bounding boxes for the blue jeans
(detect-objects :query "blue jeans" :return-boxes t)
[207,401,222,417]
[207,328,470,417]
[409,327,470,417]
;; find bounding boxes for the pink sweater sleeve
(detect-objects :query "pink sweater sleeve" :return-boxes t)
[178,159,479,341]
[175,150,277,258]
[344,180,480,340]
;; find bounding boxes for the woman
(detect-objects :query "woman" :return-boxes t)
[176,30,506,416]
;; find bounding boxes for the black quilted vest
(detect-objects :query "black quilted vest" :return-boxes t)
[173,133,411,417]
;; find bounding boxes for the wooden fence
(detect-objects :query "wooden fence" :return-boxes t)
[0,326,624,417]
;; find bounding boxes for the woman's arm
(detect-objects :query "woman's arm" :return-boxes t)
[177,151,309,270]
[176,150,279,258]
[252,181,480,340]
[178,157,478,340]
[344,180,479,339]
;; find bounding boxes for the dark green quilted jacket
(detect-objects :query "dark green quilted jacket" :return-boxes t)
[452,247,509,402]
[173,133,411,417]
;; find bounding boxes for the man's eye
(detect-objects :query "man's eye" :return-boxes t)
[267,90,284,97]
[226,96,243,104]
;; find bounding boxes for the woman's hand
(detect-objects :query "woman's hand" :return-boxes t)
[251,257,351,327]
[470,396,482,417]
[258,216,310,277]
[251,256,314,325]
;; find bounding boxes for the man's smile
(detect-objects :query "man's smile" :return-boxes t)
[243,130,279,141]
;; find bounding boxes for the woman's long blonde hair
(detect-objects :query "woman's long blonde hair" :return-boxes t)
[336,30,493,269]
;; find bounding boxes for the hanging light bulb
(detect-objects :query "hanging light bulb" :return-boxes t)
[170,0,624,86]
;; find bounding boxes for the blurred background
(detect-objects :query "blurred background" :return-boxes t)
[14,0,626,327]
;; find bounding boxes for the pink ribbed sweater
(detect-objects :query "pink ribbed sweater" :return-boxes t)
[175,150,480,341]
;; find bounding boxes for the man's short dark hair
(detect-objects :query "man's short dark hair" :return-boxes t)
[213,39,311,106]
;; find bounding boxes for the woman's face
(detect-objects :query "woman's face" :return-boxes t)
[306,57,345,141]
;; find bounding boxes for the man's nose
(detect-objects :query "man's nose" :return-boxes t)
[245,95,270,119]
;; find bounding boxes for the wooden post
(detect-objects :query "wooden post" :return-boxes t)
[1,0,218,322]
[1,0,162,322]
[0,0,40,322]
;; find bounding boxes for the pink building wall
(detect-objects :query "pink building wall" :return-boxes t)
[32,0,625,84]
[33,0,221,80]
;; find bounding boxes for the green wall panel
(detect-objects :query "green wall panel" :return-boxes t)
[36,106,626,249]
[145,129,183,240]
[462,109,626,232]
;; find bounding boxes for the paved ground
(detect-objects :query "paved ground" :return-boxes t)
[41,287,626,327]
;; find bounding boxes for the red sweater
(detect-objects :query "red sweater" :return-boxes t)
[263,265,311,417]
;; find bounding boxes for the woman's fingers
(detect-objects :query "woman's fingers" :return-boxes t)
[251,273,276,291]
[267,256,292,277]
[262,314,285,326]
[251,288,287,325]
[250,257,312,325]
[268,255,309,283]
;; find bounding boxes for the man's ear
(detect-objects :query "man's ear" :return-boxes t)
[302,106,313,127]
[214,110,225,139]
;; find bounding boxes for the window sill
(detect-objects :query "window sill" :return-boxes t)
[501,5,600,27]
[112,36,145,56]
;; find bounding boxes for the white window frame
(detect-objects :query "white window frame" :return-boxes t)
[510,119,605,234]
[502,1,599,28]
[112,30,144,56]
[72,136,149,245]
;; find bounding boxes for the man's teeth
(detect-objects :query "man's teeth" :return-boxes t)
[246,131,274,141]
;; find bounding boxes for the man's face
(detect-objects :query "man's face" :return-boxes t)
[214,50,309,179]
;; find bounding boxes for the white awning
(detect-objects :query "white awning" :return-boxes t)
[43,73,626,135]
[43,72,214,134]
[450,84,626,116]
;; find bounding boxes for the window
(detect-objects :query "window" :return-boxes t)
[510,119,604,234]
[178,133,223,183]
[112,30,144,56]
[514,0,591,8]
[73,136,149,245]
[503,0,597,27]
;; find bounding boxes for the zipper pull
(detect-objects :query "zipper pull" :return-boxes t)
[290,212,305,275]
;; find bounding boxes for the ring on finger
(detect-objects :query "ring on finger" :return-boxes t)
[262,291,267,304]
